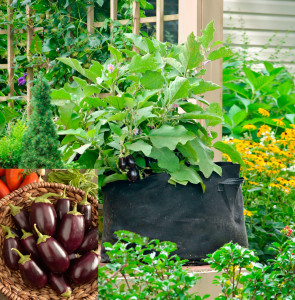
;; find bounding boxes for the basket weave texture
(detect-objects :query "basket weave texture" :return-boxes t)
[0,182,98,300]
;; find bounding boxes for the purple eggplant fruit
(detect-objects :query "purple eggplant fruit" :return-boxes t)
[77,227,99,254]
[55,188,71,224]
[77,192,92,229]
[126,154,136,168]
[57,203,85,253]
[34,224,70,273]
[69,253,81,262]
[1,224,20,238]
[127,167,139,182]
[1,225,23,270]
[118,156,127,170]
[20,229,40,262]
[11,248,47,288]
[49,273,72,297]
[30,193,60,236]
[9,203,31,232]
[68,250,99,284]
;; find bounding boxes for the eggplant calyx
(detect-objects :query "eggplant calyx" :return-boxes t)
[9,203,21,216]
[61,288,72,298]
[91,249,99,255]
[21,229,34,240]
[34,224,51,244]
[79,191,90,206]
[11,248,31,265]
[1,225,17,239]
[61,187,67,199]
[30,193,61,204]
[68,203,83,216]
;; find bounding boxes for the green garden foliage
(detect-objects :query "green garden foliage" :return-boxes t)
[222,55,295,138]
[53,22,242,189]
[19,73,63,168]
[0,119,27,168]
[99,230,209,300]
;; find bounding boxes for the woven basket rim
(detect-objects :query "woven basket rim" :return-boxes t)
[0,181,98,300]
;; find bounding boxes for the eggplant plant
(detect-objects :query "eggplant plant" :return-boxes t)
[52,21,244,189]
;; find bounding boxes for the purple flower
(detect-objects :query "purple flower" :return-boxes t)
[172,103,179,109]
[18,73,27,86]
[133,128,139,135]
[107,64,115,73]
[208,131,213,138]
[204,60,211,66]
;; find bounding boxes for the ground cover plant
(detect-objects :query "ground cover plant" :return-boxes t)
[224,120,295,263]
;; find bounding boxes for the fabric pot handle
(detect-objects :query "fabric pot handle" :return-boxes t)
[218,177,245,192]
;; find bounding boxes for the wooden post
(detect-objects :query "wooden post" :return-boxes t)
[110,0,118,20]
[87,5,94,34]
[7,0,14,107]
[178,0,223,161]
[132,1,140,35]
[156,0,164,41]
[26,5,33,116]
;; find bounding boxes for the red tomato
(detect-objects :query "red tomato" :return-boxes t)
[0,169,5,176]
[0,179,10,199]
[19,173,39,188]
[5,169,24,191]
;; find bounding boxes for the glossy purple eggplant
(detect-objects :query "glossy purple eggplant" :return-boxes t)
[30,193,60,236]
[9,203,31,232]
[20,229,40,262]
[34,224,70,273]
[77,192,92,229]
[1,225,23,270]
[68,250,99,284]
[11,248,47,288]
[77,227,99,254]
[55,188,71,224]
[49,273,72,297]
[68,253,81,263]
[57,203,85,253]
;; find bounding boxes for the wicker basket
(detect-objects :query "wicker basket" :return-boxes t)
[0,182,98,300]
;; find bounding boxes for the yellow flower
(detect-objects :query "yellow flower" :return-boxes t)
[258,108,270,117]
[243,125,257,131]
[244,209,253,217]
[290,124,295,129]
[248,181,259,185]
[272,117,285,127]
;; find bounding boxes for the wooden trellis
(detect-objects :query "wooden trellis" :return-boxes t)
[0,0,223,157]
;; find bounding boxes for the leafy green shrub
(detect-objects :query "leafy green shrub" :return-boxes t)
[222,56,295,138]
[53,22,242,188]
[205,239,295,300]
[0,118,27,168]
[19,73,63,168]
[99,230,209,300]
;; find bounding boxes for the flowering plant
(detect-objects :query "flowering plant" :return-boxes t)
[53,22,243,188]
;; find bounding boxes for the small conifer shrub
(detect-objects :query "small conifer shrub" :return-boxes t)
[19,73,63,168]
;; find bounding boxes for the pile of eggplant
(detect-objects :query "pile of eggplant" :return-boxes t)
[1,190,99,298]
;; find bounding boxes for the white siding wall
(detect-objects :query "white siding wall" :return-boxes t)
[224,0,295,73]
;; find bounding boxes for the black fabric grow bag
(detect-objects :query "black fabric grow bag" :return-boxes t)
[101,162,248,265]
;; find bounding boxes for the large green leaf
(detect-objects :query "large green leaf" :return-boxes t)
[129,54,159,73]
[194,137,222,178]
[179,32,203,70]
[164,57,184,74]
[126,140,152,156]
[177,140,199,165]
[167,77,190,101]
[199,20,215,49]
[108,44,123,62]
[207,47,233,61]
[140,71,165,89]
[223,82,250,99]
[2,107,20,123]
[169,165,204,189]
[135,106,156,125]
[105,96,134,110]
[192,80,220,95]
[124,33,149,53]
[213,141,245,167]
[179,111,223,126]
[58,101,76,128]
[233,110,247,125]
[58,128,88,139]
[149,125,195,150]
[149,147,179,172]
[51,88,72,100]
[102,173,128,187]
